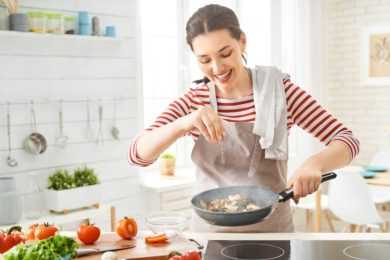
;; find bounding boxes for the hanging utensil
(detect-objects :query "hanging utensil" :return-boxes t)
[55,100,68,148]
[6,102,18,167]
[85,99,94,141]
[23,100,47,155]
[110,98,120,140]
[96,102,104,144]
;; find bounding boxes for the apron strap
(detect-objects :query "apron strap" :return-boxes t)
[208,83,225,164]
[208,82,218,110]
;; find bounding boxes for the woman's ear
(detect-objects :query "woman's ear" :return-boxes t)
[239,32,247,53]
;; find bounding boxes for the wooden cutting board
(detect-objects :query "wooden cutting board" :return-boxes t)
[76,233,136,256]
[76,233,199,260]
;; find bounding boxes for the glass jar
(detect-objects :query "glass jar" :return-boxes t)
[64,16,76,34]
[23,172,45,219]
[27,11,46,33]
[46,13,63,34]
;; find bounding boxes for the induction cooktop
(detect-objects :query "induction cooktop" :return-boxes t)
[204,240,390,260]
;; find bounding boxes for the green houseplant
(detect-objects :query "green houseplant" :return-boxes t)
[45,167,101,213]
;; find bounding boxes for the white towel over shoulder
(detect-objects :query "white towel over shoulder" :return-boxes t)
[250,65,289,160]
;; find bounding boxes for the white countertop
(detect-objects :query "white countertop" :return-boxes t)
[184,232,390,241]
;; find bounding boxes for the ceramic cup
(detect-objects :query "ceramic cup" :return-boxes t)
[105,26,116,37]
[9,13,29,32]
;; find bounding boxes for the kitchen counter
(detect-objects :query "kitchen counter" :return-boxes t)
[184,231,390,246]
[2,232,390,260]
[79,232,390,259]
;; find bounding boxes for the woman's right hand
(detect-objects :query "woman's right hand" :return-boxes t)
[180,106,225,143]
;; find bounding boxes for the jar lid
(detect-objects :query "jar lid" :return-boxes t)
[27,11,45,18]
[46,13,62,19]
[64,16,76,21]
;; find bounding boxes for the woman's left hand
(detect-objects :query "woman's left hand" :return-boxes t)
[287,166,322,203]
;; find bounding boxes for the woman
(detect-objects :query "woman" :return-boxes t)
[129,4,359,232]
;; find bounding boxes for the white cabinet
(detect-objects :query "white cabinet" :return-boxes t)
[140,168,196,221]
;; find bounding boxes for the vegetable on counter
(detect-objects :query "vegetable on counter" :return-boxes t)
[34,223,58,240]
[0,226,25,254]
[144,233,169,245]
[168,250,202,260]
[26,224,38,241]
[77,221,100,245]
[115,217,137,240]
[3,235,79,260]
[100,251,118,260]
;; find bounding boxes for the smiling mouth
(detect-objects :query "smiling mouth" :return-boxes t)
[215,69,233,83]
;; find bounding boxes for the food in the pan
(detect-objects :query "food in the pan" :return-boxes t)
[200,194,260,213]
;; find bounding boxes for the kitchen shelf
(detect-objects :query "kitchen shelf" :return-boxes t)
[0,30,123,41]
[0,29,135,59]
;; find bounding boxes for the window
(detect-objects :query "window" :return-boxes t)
[139,0,317,171]
[139,1,181,165]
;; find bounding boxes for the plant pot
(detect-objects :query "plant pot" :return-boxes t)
[44,184,101,212]
[160,158,176,176]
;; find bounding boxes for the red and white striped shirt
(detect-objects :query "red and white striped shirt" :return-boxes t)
[129,78,360,166]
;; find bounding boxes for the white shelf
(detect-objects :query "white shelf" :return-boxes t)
[0,29,135,60]
[0,30,123,41]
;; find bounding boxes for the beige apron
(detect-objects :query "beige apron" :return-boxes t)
[190,83,294,233]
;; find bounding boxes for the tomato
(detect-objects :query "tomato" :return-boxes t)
[26,224,38,240]
[0,226,25,253]
[77,223,100,245]
[169,256,182,260]
[34,223,58,240]
[115,217,137,240]
[168,250,201,260]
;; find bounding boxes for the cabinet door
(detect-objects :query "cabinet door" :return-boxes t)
[161,187,193,202]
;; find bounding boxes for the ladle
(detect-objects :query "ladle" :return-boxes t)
[6,102,18,167]
[55,100,68,148]
[96,102,104,144]
[85,99,94,141]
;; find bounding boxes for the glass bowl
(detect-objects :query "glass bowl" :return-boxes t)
[145,211,188,236]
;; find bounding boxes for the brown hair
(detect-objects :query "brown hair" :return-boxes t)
[186,4,243,50]
[186,4,246,84]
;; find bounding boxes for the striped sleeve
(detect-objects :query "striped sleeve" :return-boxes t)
[128,87,201,166]
[284,79,360,159]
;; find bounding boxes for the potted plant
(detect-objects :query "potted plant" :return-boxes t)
[159,153,176,176]
[44,167,101,213]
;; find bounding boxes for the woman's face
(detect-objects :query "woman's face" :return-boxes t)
[192,29,246,90]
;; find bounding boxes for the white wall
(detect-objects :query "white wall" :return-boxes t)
[325,0,390,164]
[0,0,144,226]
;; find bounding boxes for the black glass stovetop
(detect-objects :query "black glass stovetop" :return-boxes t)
[204,240,390,260]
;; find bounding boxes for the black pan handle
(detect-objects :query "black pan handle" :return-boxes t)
[278,172,337,202]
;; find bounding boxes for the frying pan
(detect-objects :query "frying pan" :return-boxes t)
[191,172,337,226]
